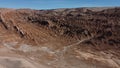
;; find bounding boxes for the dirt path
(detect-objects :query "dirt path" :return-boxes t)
[62,36,94,53]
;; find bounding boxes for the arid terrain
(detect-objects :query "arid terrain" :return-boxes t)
[0,7,120,68]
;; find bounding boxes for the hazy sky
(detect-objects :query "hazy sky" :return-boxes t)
[0,0,119,9]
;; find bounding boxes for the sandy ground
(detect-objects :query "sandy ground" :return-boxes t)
[0,46,49,68]
[0,56,37,68]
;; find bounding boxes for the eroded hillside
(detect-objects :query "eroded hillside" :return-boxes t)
[0,7,120,68]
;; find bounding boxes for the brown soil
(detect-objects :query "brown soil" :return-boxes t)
[0,7,119,68]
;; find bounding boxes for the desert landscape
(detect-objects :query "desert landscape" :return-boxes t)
[0,7,119,68]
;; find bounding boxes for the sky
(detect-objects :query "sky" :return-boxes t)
[0,0,120,9]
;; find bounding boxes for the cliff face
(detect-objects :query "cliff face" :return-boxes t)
[0,8,120,68]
